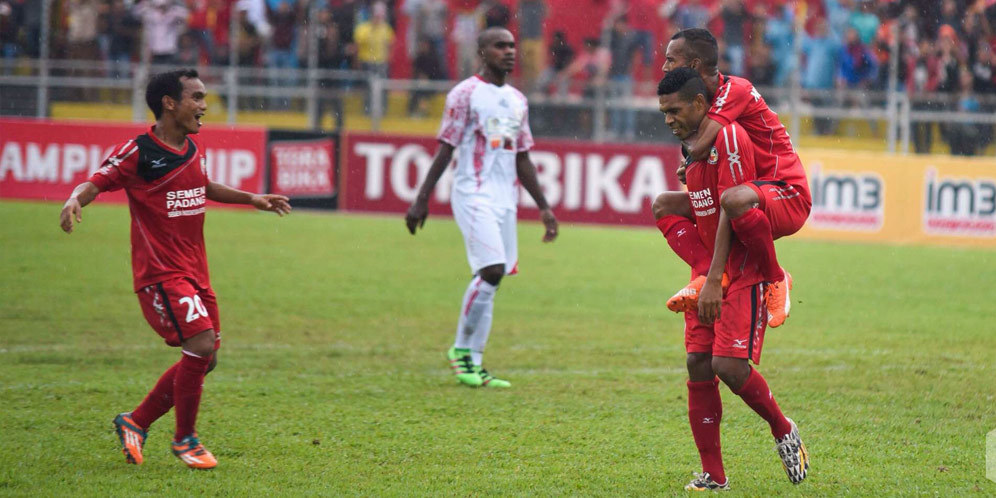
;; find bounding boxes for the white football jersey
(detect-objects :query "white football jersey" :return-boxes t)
[437,75,534,210]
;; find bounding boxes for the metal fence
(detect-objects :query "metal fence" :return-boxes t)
[4,60,995,157]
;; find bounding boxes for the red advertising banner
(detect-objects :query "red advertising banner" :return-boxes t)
[341,133,683,225]
[269,138,336,197]
[0,118,267,202]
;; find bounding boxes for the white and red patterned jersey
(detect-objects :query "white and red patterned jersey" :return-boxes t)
[709,73,808,192]
[88,126,211,291]
[437,75,534,210]
[685,122,763,291]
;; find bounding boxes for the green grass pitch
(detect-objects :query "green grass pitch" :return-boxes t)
[2,199,995,495]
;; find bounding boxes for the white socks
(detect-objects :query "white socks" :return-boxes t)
[453,276,497,365]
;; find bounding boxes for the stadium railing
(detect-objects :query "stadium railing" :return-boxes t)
[1,58,994,156]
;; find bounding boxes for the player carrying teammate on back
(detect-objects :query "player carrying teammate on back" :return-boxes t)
[658,67,809,491]
[60,69,291,469]
[653,29,812,328]
[405,27,558,388]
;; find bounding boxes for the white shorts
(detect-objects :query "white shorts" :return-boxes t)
[451,200,518,276]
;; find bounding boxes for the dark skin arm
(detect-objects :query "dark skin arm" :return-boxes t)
[206,181,292,215]
[686,117,724,162]
[698,208,732,325]
[405,142,454,234]
[516,151,558,242]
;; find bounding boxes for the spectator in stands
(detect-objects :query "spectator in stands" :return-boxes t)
[317,14,348,129]
[235,5,263,66]
[848,0,879,45]
[839,27,877,89]
[407,37,446,116]
[67,0,101,62]
[402,0,447,76]
[480,0,510,28]
[945,67,984,155]
[607,14,640,141]
[765,1,796,86]
[451,0,479,78]
[747,42,776,88]
[718,0,747,76]
[535,30,573,96]
[0,0,21,74]
[935,25,964,93]
[354,1,395,113]
[907,38,940,154]
[554,37,609,98]
[134,0,189,66]
[665,0,713,31]
[176,32,201,67]
[624,0,657,83]
[938,0,962,38]
[802,18,842,135]
[104,0,141,80]
[266,0,305,109]
[824,0,854,40]
[517,0,545,93]
[332,0,359,60]
[188,0,216,65]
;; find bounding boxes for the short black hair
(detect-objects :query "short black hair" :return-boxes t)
[657,67,708,102]
[477,27,512,49]
[671,28,718,70]
[145,69,199,119]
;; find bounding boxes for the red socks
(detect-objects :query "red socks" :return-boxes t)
[173,352,211,441]
[687,378,725,484]
[656,215,711,276]
[131,362,179,430]
[729,209,784,283]
[734,368,793,438]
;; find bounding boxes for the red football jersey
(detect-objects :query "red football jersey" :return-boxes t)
[685,122,764,291]
[708,73,809,191]
[88,127,211,291]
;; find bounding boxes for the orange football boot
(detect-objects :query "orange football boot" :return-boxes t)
[113,413,146,465]
[766,270,793,328]
[172,434,218,469]
[666,274,730,313]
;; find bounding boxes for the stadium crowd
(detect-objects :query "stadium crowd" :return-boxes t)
[1,0,994,153]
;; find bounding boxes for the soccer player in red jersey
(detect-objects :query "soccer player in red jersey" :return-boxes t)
[59,69,291,469]
[658,68,809,491]
[654,29,811,328]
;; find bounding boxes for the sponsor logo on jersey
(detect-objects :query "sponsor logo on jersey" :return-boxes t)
[923,168,996,237]
[808,164,884,231]
[165,186,207,218]
[150,157,167,168]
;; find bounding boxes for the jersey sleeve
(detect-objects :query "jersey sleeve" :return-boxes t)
[88,140,138,192]
[437,84,473,146]
[715,123,756,195]
[708,78,753,126]
[516,105,535,152]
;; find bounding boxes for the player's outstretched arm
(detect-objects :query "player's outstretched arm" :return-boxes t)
[515,152,558,243]
[60,182,100,234]
[206,181,291,216]
[405,142,454,235]
[698,209,732,325]
[686,117,724,162]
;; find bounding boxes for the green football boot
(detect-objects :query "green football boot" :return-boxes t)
[447,347,483,387]
[476,367,511,388]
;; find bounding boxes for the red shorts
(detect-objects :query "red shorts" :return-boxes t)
[746,180,812,240]
[684,283,767,364]
[137,277,221,350]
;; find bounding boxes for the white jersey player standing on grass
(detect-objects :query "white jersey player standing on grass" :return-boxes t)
[405,27,559,388]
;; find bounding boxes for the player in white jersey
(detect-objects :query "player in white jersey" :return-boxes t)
[406,27,559,388]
